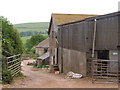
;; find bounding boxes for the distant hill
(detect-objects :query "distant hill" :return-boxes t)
[14,22,49,37]
[14,22,49,45]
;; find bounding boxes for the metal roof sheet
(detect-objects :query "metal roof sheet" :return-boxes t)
[37,52,49,60]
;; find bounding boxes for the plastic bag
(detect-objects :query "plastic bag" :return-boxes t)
[65,71,83,79]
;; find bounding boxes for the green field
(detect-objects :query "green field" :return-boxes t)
[14,22,49,32]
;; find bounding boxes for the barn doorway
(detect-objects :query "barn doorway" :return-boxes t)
[92,50,118,83]
[97,50,109,60]
[97,50,109,75]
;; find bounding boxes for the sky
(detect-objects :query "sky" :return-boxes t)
[0,0,120,24]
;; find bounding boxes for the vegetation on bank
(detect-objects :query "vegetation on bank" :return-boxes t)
[1,17,48,84]
[1,16,23,84]
[2,17,23,57]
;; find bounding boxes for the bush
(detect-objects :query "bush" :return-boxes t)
[2,69,13,84]
[1,16,23,57]
[25,34,47,53]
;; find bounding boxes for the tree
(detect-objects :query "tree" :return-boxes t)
[1,16,23,57]
[25,34,47,53]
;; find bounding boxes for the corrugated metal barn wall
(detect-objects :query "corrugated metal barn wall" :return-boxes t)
[95,16,118,50]
[58,23,87,52]
[57,23,88,75]
[57,12,120,75]
[58,12,120,51]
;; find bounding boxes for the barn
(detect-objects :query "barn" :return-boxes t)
[48,13,97,72]
[57,11,120,83]
[36,38,49,56]
[48,11,120,83]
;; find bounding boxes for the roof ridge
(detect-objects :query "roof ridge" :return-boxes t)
[52,13,98,16]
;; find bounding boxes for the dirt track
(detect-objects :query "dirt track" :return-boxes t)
[3,59,118,88]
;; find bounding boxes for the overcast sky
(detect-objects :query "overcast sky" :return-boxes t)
[0,0,119,24]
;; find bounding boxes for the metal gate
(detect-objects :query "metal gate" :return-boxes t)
[91,59,118,83]
[7,54,21,77]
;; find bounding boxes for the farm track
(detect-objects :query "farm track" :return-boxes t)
[3,60,118,88]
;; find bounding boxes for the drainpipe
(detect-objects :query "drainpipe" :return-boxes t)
[92,19,97,58]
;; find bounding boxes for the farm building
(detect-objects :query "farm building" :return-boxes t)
[49,11,120,83]
[48,13,98,72]
[36,38,49,67]
[57,11,120,83]
[36,38,49,56]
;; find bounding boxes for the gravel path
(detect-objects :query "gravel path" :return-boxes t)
[3,59,118,88]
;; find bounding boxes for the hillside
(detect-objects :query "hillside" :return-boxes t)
[14,22,49,37]
[14,22,49,32]
[14,22,49,45]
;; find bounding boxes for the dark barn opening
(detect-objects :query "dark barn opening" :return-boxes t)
[97,50,109,76]
[97,50,109,60]
[96,50,109,74]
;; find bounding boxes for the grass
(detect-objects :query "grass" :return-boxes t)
[14,72,24,78]
[21,36,31,45]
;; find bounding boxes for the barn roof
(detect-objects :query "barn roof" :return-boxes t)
[52,14,98,25]
[36,38,49,48]
[48,13,98,34]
